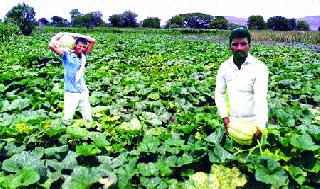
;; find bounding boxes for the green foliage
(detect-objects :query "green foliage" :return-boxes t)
[166,15,185,28]
[0,23,20,42]
[72,11,105,28]
[120,10,138,27]
[255,156,288,187]
[108,10,138,28]
[180,13,214,29]
[0,167,40,189]
[288,18,297,30]
[38,18,49,26]
[76,144,101,156]
[142,17,161,28]
[0,28,319,188]
[209,16,229,30]
[290,133,319,151]
[108,14,121,27]
[248,15,266,30]
[61,166,117,189]
[296,20,310,31]
[4,2,36,36]
[166,13,215,29]
[51,16,68,27]
[2,148,46,176]
[70,9,81,23]
[267,16,291,31]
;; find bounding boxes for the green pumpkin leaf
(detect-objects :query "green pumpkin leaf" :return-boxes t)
[290,133,319,151]
[140,176,168,189]
[209,144,233,163]
[141,112,162,126]
[255,156,288,187]
[40,170,62,189]
[287,165,307,185]
[61,166,102,189]
[4,142,26,157]
[138,162,159,177]
[1,98,32,112]
[44,145,68,159]
[46,151,79,171]
[0,167,40,189]
[76,144,101,156]
[138,135,161,153]
[66,126,90,139]
[2,149,46,176]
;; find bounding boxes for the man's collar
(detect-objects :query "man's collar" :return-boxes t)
[229,54,252,68]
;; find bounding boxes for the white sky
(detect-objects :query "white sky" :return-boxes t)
[1,0,319,25]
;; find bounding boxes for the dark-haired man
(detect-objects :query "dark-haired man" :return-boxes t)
[49,32,95,124]
[215,28,268,139]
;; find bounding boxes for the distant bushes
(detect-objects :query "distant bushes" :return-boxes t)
[141,17,160,28]
[109,11,138,28]
[165,13,230,30]
[0,23,20,42]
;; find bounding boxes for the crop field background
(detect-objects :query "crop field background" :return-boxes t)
[0,28,319,188]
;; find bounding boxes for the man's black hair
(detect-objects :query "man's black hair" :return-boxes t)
[76,37,87,45]
[229,28,251,45]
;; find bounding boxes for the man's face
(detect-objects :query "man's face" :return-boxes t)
[230,38,250,60]
[75,42,87,55]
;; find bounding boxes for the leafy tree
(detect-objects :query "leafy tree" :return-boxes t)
[109,14,121,27]
[38,18,49,26]
[72,15,88,28]
[266,16,290,31]
[141,17,160,28]
[72,11,104,28]
[296,20,310,31]
[91,11,104,27]
[248,15,265,30]
[180,13,213,28]
[119,10,138,27]
[4,3,36,36]
[70,9,82,23]
[288,18,296,30]
[51,16,68,27]
[209,16,229,30]
[166,15,184,28]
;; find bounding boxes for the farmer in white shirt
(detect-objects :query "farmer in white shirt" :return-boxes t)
[215,28,268,139]
[49,32,95,125]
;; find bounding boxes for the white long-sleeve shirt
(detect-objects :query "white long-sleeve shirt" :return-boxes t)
[214,54,269,129]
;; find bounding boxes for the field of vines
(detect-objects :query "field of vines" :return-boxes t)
[0,28,319,188]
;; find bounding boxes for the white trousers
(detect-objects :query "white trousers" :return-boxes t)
[63,92,92,124]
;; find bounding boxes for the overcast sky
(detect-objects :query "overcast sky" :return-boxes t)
[1,0,320,25]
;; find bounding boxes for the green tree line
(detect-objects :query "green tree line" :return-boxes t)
[1,2,316,37]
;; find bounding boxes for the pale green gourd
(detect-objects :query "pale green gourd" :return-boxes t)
[228,118,257,145]
[59,34,75,50]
